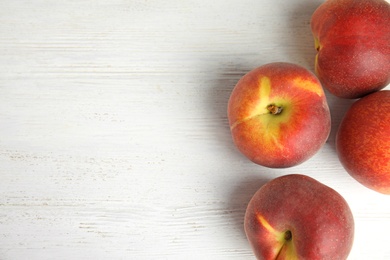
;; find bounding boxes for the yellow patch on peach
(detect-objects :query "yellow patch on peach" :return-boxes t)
[257,214,278,236]
[230,76,293,150]
[314,55,319,76]
[256,213,298,259]
[293,77,324,97]
[230,77,271,130]
[246,76,272,119]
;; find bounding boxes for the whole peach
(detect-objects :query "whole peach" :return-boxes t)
[336,90,390,194]
[311,0,390,99]
[227,62,331,168]
[245,174,354,259]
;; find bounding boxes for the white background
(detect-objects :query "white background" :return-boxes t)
[1,0,389,259]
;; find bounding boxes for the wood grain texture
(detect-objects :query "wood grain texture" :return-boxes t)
[0,0,389,259]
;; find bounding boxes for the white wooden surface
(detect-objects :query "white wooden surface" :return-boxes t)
[0,1,389,259]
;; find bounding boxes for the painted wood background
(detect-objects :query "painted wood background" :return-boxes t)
[1,0,389,259]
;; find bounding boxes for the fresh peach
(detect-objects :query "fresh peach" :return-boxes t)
[245,174,355,260]
[336,90,390,194]
[227,62,331,168]
[311,0,390,99]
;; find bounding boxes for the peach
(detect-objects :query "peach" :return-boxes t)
[227,62,331,168]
